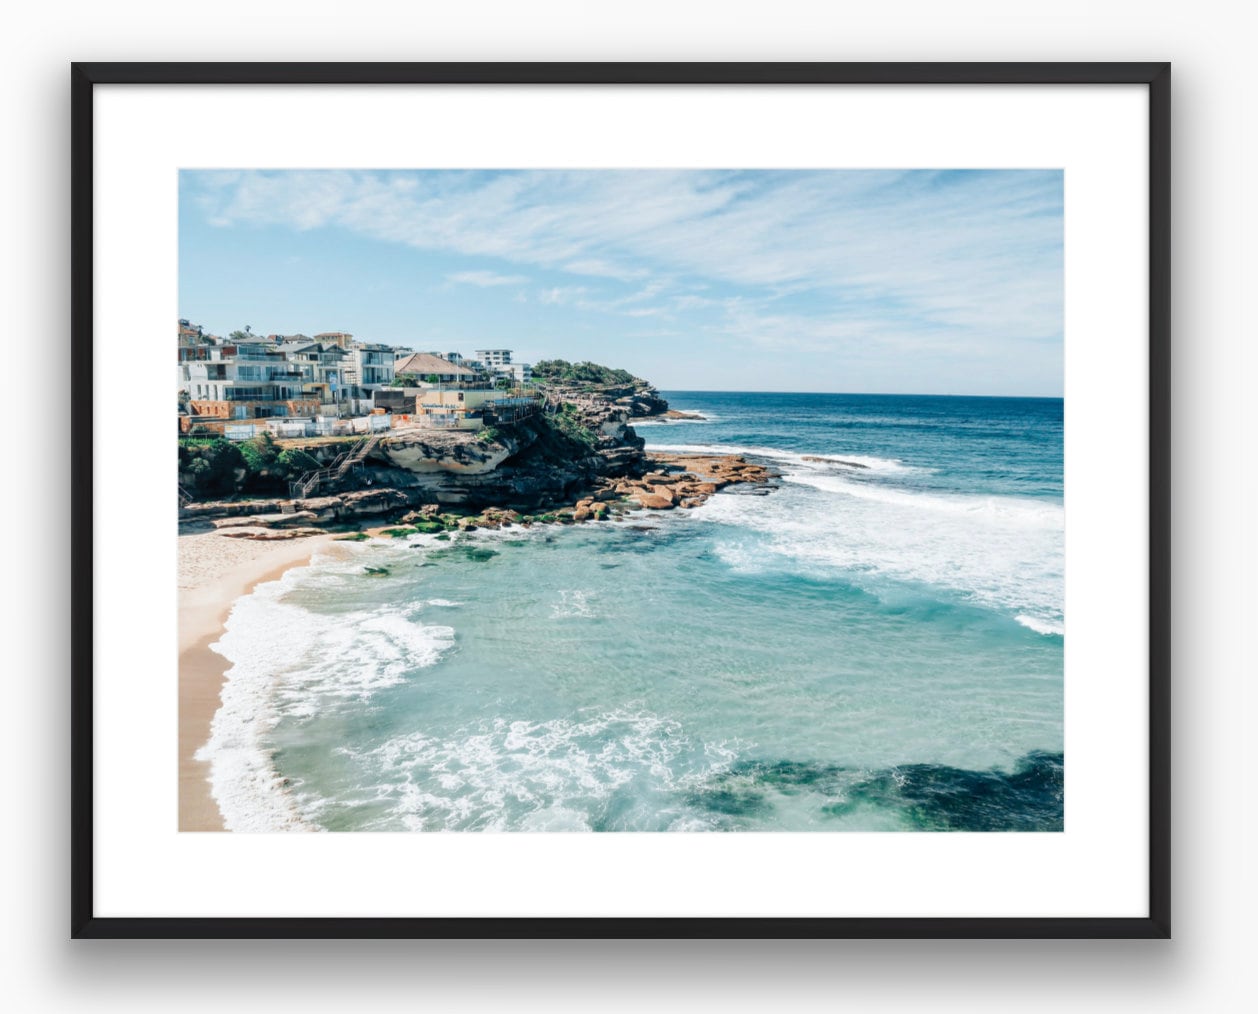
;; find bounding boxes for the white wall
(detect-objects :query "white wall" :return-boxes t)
[4,2,1252,1011]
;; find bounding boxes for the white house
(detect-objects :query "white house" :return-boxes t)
[474,348,513,368]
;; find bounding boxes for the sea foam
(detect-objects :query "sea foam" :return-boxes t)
[326,709,741,832]
[695,450,1064,634]
[198,550,455,832]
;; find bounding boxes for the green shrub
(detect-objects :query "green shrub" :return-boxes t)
[532,359,638,386]
[549,406,598,452]
[178,437,245,495]
[277,447,320,477]
[238,432,281,474]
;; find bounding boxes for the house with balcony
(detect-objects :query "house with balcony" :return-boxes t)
[178,341,320,432]
[276,340,351,405]
[474,348,513,368]
[498,362,532,384]
[350,342,397,391]
[471,348,533,386]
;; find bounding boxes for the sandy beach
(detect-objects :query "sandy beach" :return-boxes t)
[179,529,333,831]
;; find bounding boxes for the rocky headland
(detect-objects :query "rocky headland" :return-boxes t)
[179,383,776,539]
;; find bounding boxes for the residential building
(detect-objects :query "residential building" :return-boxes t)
[314,331,355,349]
[178,319,208,345]
[393,351,482,386]
[349,342,396,390]
[276,340,351,404]
[469,348,532,385]
[497,362,532,384]
[474,348,513,368]
[179,341,320,431]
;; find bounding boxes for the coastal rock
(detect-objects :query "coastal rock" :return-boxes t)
[609,385,670,419]
[381,429,520,475]
[209,511,319,529]
[217,526,326,540]
[211,516,267,530]
[181,389,784,536]
[336,488,415,517]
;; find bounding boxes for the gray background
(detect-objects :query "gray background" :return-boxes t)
[5,1,1249,1009]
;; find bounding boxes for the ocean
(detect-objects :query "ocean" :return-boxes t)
[202,392,1064,832]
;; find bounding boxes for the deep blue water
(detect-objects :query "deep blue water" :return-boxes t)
[651,391,1063,499]
[205,392,1064,832]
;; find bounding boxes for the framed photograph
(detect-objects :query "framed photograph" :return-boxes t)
[72,62,1170,938]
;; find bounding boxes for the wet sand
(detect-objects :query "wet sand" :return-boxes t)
[178,530,332,831]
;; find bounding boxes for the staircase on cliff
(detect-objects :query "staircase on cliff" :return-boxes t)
[288,431,384,500]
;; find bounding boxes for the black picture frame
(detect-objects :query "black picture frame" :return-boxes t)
[71,61,1171,940]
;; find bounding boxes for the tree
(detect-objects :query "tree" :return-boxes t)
[425,374,441,385]
[228,325,254,341]
[178,438,245,495]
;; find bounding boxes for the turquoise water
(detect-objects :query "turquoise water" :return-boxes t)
[205,393,1064,832]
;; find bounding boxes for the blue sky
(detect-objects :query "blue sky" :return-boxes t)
[179,169,1062,395]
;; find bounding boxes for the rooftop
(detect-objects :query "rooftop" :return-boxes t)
[394,352,478,377]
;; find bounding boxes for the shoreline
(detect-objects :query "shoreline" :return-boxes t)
[175,451,778,831]
[178,530,333,831]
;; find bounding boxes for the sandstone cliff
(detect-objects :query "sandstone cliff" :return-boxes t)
[359,392,650,511]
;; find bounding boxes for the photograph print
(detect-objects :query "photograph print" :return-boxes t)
[176,168,1064,834]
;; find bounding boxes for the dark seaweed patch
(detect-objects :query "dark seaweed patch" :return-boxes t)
[690,751,1063,831]
[685,784,770,817]
[823,751,1063,831]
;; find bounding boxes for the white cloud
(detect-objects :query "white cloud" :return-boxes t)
[563,258,648,281]
[193,171,1058,313]
[187,168,1062,390]
[446,270,529,287]
[538,286,588,305]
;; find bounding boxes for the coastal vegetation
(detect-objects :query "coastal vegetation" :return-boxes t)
[177,375,768,536]
[178,433,321,496]
[532,359,639,388]
[548,403,599,453]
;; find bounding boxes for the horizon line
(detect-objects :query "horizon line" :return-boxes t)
[655,389,1064,399]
